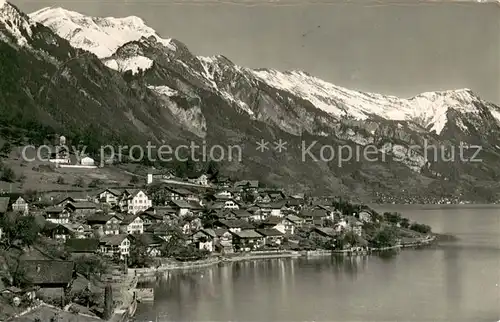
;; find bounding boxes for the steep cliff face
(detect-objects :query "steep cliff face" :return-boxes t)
[1,3,499,201]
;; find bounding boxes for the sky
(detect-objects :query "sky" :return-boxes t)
[11,0,500,104]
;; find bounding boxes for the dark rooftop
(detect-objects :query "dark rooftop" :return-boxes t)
[65,238,100,253]
[255,228,284,237]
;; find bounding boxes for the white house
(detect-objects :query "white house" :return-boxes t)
[12,197,29,215]
[261,216,296,235]
[45,207,70,224]
[334,218,348,233]
[100,234,131,259]
[170,200,194,217]
[221,200,239,209]
[121,190,152,214]
[215,190,232,199]
[188,174,209,186]
[80,156,95,166]
[191,229,216,252]
[120,215,144,235]
[269,203,284,217]
[357,210,373,223]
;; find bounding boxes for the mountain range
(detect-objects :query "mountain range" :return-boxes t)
[2,1,500,202]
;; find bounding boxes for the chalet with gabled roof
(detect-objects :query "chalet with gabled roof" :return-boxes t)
[41,222,75,241]
[44,206,70,224]
[65,201,97,217]
[12,196,29,215]
[119,214,144,234]
[255,228,284,247]
[120,189,152,214]
[86,214,122,235]
[99,234,131,259]
[214,219,254,233]
[234,180,259,192]
[231,230,264,251]
[95,188,122,205]
[133,233,165,257]
[191,229,217,252]
[16,259,75,298]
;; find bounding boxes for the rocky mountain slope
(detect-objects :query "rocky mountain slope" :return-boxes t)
[2,2,500,202]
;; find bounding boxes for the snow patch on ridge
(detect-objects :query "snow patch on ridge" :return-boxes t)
[104,55,153,75]
[0,2,35,47]
[147,85,178,97]
[251,69,483,134]
[29,7,176,58]
[198,56,255,116]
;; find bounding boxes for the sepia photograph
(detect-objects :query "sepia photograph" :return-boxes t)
[0,0,499,321]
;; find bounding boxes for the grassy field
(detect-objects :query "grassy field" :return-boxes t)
[0,148,145,193]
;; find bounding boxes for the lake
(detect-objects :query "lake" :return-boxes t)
[134,205,500,321]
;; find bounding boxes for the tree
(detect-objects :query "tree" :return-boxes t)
[371,226,398,248]
[0,142,12,156]
[74,255,107,279]
[384,212,402,225]
[128,239,153,268]
[409,223,431,234]
[1,165,15,182]
[242,192,255,203]
[343,231,358,247]
[130,176,139,186]
[103,284,113,320]
[23,189,38,202]
[400,217,410,229]
[88,178,102,188]
[56,176,65,185]
[200,211,218,228]
[0,213,40,249]
[73,177,85,187]
[206,160,219,181]
[160,225,186,257]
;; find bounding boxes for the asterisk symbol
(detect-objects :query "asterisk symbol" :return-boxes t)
[256,139,269,152]
[274,139,287,152]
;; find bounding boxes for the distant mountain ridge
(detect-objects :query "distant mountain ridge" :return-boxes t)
[1,2,500,202]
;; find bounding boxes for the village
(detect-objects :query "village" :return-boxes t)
[0,168,434,322]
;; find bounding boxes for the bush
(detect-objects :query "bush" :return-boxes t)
[73,177,85,187]
[74,255,108,279]
[1,166,15,182]
[174,246,210,261]
[0,142,12,156]
[88,178,102,188]
[130,176,140,185]
[400,217,410,229]
[383,212,402,225]
[371,226,398,248]
[409,223,431,234]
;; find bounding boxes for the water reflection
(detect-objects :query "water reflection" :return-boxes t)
[134,207,500,322]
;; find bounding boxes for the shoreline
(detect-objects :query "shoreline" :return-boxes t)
[131,235,436,280]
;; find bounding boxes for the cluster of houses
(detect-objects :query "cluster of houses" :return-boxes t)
[0,178,381,318]
[0,178,375,262]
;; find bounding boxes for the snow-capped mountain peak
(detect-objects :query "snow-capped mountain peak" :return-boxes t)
[250,68,492,134]
[28,5,500,137]
[0,1,35,47]
[29,6,175,58]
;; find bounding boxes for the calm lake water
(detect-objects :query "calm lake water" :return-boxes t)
[134,205,500,322]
